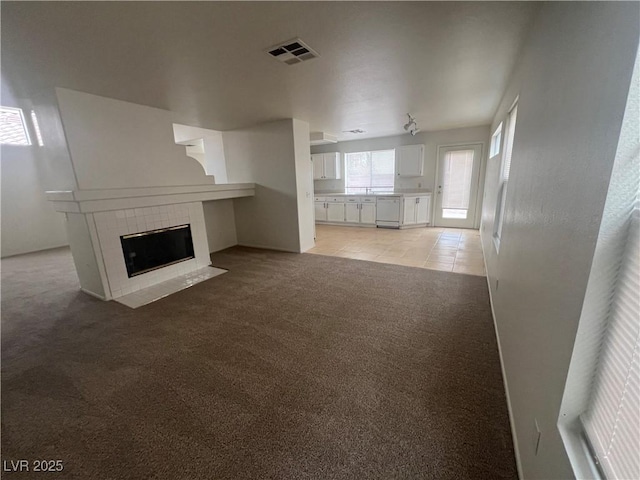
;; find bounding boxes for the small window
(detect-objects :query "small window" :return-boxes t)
[345,150,395,194]
[0,106,31,146]
[490,123,503,158]
[494,102,518,249]
[501,105,518,181]
[30,110,44,147]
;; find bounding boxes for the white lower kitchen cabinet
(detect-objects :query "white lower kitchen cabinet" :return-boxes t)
[315,197,346,223]
[345,197,377,225]
[416,196,431,224]
[315,193,429,228]
[327,203,345,222]
[402,197,417,225]
[345,202,377,225]
[360,203,376,224]
[315,196,378,226]
[401,195,431,228]
[314,202,327,222]
[345,203,360,223]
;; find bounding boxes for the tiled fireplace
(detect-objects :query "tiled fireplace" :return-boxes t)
[93,202,210,298]
[47,183,255,301]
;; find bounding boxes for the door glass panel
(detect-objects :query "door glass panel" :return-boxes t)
[441,149,474,219]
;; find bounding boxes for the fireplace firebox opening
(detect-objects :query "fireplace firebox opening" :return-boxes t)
[120,224,195,278]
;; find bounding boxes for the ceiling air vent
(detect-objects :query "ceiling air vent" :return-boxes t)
[267,38,319,65]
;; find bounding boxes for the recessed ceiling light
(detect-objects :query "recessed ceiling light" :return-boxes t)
[266,38,319,65]
[343,129,366,134]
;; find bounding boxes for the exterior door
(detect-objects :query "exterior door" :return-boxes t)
[434,144,483,228]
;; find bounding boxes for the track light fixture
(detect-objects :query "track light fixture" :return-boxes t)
[403,113,420,136]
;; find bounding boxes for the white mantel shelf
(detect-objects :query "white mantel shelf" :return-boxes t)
[46,183,255,213]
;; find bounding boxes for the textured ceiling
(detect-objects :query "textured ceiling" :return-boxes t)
[1,2,539,140]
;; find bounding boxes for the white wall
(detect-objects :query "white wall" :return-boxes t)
[224,119,302,252]
[311,125,490,194]
[292,119,315,252]
[65,212,106,298]
[173,123,229,183]
[55,88,211,190]
[202,199,237,253]
[479,3,639,479]
[1,144,69,257]
[0,83,69,257]
[31,89,78,191]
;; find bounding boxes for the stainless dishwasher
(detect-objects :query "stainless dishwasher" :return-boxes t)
[376,196,401,228]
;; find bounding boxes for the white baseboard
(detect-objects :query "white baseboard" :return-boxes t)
[236,242,299,253]
[209,241,239,254]
[481,239,523,480]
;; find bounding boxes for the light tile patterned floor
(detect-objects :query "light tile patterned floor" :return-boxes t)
[307,224,486,276]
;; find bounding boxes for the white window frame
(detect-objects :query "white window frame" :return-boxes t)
[493,99,518,252]
[30,110,44,147]
[0,106,32,146]
[490,122,503,158]
[559,51,639,480]
[344,149,395,194]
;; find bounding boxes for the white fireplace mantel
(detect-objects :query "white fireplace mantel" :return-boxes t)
[46,183,255,213]
[46,182,255,301]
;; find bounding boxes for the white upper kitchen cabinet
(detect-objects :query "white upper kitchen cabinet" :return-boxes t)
[312,152,341,180]
[312,154,324,179]
[397,144,424,177]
